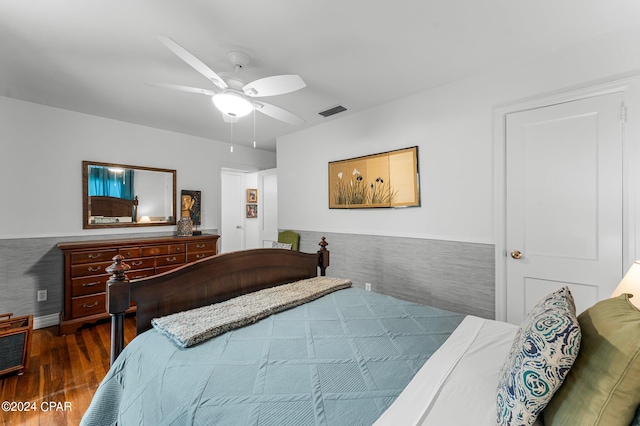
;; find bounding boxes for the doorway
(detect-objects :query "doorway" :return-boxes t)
[494,78,636,324]
[220,168,278,252]
[257,169,278,247]
[220,169,246,253]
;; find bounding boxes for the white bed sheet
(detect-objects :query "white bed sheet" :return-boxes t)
[375,315,542,426]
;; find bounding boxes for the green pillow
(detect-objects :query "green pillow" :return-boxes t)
[278,230,300,251]
[543,294,640,426]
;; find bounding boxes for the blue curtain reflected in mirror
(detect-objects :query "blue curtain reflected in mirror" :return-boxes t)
[88,166,135,199]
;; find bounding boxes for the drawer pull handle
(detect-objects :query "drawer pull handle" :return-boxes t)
[131,261,143,266]
[166,256,177,262]
[87,266,101,272]
[175,247,182,251]
[82,282,100,287]
[81,301,99,309]
[196,244,205,248]
[196,254,206,259]
[88,253,102,259]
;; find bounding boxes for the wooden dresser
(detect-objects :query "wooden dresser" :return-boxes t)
[57,234,220,334]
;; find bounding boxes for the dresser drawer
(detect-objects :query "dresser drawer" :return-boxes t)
[119,247,141,258]
[155,264,183,275]
[71,276,107,297]
[128,268,154,280]
[71,261,113,278]
[71,249,118,265]
[127,257,155,270]
[155,253,186,267]
[187,241,216,253]
[187,251,215,263]
[141,245,169,256]
[169,243,186,254]
[57,234,219,334]
[72,293,106,318]
[127,268,155,280]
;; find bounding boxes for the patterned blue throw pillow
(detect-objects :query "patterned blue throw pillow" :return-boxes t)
[496,287,581,426]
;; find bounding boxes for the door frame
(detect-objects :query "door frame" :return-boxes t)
[257,168,278,248]
[493,75,640,321]
[219,162,259,253]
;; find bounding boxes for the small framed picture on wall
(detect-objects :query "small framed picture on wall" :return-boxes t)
[246,204,258,218]
[247,188,258,203]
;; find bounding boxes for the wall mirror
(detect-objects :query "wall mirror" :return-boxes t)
[82,161,176,229]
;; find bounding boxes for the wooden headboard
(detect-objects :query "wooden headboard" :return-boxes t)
[106,237,330,364]
[89,196,138,219]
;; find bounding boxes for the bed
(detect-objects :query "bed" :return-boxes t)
[82,238,640,426]
[89,195,138,223]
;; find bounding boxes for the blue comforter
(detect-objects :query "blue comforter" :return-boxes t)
[81,287,465,426]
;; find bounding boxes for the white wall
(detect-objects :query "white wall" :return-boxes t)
[243,172,260,248]
[258,170,279,248]
[278,23,640,252]
[133,169,172,219]
[0,97,276,239]
[233,169,278,249]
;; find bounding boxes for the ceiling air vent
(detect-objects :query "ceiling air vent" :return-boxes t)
[319,105,347,117]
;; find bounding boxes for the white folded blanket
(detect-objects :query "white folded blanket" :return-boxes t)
[151,276,352,348]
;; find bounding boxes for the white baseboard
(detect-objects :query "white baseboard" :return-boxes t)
[33,313,60,330]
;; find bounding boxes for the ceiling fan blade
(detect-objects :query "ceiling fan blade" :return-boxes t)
[149,82,217,96]
[243,75,306,97]
[253,101,305,125]
[157,36,228,90]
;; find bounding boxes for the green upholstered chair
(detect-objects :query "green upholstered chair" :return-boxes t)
[277,230,300,251]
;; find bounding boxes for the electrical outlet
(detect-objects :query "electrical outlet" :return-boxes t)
[37,290,47,302]
[365,283,372,291]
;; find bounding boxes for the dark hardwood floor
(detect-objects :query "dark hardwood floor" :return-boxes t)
[0,317,136,426]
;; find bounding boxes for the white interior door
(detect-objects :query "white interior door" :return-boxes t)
[221,170,245,253]
[505,92,624,324]
[258,169,278,247]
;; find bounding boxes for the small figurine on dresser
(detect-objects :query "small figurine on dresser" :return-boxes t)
[177,194,195,237]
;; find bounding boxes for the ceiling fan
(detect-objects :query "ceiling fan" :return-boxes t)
[153,36,306,125]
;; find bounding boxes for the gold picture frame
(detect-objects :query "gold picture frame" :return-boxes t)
[246,188,258,203]
[329,146,420,209]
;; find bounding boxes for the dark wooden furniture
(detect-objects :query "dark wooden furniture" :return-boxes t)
[0,313,33,376]
[57,234,220,335]
[89,196,138,221]
[107,237,330,364]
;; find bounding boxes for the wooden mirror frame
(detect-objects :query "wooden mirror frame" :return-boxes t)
[82,161,177,229]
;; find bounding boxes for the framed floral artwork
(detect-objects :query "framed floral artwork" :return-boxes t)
[328,146,420,209]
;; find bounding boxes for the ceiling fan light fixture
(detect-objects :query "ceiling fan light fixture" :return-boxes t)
[212,92,253,118]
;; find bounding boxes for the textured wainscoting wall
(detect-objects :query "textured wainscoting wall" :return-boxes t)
[0,237,63,320]
[297,231,495,319]
[0,230,219,325]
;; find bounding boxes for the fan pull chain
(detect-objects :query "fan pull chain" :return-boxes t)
[253,109,257,148]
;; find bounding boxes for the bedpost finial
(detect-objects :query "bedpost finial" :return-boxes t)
[319,237,328,250]
[106,254,131,281]
[317,237,330,276]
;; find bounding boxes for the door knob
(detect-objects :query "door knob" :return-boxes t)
[236,225,242,229]
[510,250,523,259]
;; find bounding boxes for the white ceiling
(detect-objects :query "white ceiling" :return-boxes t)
[2,1,640,152]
